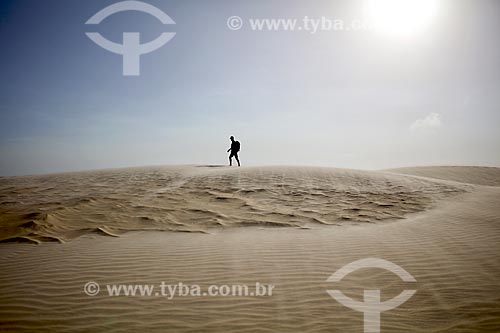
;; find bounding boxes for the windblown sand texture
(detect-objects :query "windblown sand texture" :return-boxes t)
[0,166,499,332]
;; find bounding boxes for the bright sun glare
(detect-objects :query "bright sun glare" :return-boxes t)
[365,0,439,37]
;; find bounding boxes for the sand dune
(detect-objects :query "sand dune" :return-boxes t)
[0,166,468,243]
[0,166,499,332]
[387,166,500,186]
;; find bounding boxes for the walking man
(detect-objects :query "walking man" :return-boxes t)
[227,136,241,167]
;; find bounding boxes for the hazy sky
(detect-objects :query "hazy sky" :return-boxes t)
[1,0,499,176]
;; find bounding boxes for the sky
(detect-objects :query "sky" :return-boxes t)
[0,0,499,176]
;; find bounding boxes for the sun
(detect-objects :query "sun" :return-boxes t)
[365,0,439,37]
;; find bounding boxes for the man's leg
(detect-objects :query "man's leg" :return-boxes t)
[235,153,240,167]
[229,154,233,166]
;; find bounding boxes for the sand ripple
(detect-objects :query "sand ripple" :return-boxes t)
[0,185,499,332]
[0,166,469,243]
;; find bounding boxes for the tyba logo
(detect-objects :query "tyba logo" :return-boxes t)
[326,258,416,333]
[85,1,176,76]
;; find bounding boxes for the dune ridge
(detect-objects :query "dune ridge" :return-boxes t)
[0,166,469,243]
[387,166,500,186]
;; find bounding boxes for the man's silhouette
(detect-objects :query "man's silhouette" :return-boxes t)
[227,136,241,167]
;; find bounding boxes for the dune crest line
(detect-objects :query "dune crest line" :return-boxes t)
[0,166,477,243]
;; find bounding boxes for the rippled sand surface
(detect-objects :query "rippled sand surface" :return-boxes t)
[0,166,499,332]
[0,166,466,243]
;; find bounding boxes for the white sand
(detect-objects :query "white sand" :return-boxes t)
[0,166,468,243]
[387,166,500,186]
[0,166,499,332]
